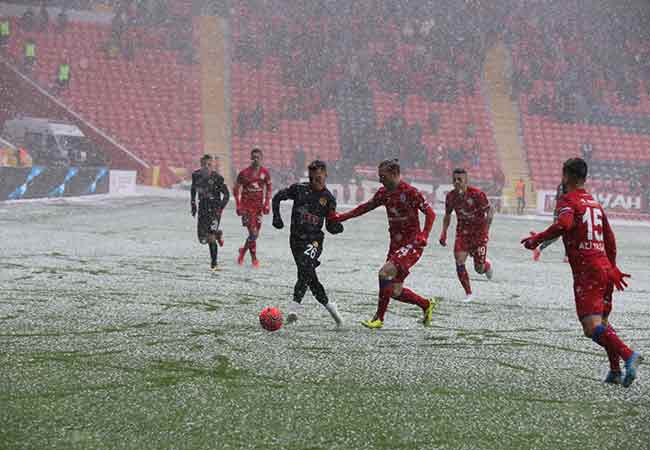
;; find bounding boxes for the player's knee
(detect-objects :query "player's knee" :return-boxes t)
[391,284,403,298]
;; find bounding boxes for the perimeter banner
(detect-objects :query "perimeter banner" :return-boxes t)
[0,166,109,200]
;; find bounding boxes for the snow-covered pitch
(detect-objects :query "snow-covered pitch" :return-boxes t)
[1,190,648,450]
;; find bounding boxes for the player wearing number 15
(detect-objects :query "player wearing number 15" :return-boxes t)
[522,158,642,387]
[272,160,344,327]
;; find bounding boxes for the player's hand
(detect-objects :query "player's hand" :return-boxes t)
[609,266,631,291]
[263,205,270,215]
[521,231,542,250]
[191,201,197,217]
[439,232,447,247]
[272,215,284,229]
[326,220,344,235]
[414,232,428,248]
[328,212,343,222]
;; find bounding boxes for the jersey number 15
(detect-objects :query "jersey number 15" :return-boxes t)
[582,206,603,242]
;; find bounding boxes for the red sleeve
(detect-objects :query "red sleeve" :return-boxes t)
[413,189,435,236]
[536,197,574,241]
[264,169,272,207]
[336,189,383,221]
[233,171,243,205]
[602,212,617,265]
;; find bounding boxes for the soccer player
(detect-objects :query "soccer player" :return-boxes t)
[532,182,567,261]
[439,168,494,302]
[522,158,641,387]
[233,148,272,267]
[191,154,230,271]
[272,160,344,327]
[330,159,437,329]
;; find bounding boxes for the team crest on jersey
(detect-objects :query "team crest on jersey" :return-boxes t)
[400,193,406,203]
[319,197,327,206]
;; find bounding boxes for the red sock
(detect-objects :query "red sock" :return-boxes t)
[456,264,472,295]
[607,348,621,372]
[377,278,393,321]
[242,239,250,251]
[594,324,634,362]
[396,288,429,311]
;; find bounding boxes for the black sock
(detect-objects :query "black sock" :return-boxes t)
[308,276,328,305]
[209,242,218,266]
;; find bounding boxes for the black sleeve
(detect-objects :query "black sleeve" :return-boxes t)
[219,181,230,209]
[190,172,197,203]
[325,193,343,234]
[272,184,297,217]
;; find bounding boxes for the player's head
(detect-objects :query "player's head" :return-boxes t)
[308,160,327,191]
[378,159,401,190]
[452,168,468,192]
[200,154,212,169]
[251,148,263,168]
[562,158,588,188]
[208,155,220,173]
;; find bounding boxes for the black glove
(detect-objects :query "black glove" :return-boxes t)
[191,201,197,217]
[272,215,284,229]
[326,220,344,235]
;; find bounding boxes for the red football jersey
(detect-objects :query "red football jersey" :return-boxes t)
[235,166,272,209]
[445,186,490,231]
[367,181,431,248]
[556,189,616,272]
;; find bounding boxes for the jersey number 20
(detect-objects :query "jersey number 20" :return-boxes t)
[582,206,603,242]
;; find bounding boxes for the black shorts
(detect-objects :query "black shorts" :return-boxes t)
[197,212,221,244]
[290,236,324,270]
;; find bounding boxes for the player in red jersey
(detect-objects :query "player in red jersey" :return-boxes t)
[233,148,272,268]
[522,158,641,387]
[439,168,494,302]
[330,159,438,329]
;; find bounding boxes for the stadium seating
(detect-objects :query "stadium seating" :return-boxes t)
[229,9,499,181]
[2,17,202,171]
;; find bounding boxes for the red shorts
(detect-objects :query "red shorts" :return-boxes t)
[241,210,263,230]
[387,243,423,283]
[573,263,613,319]
[454,233,489,267]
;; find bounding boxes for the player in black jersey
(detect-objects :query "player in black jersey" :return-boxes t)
[272,160,344,327]
[191,155,230,271]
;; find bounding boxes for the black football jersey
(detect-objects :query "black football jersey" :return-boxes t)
[273,182,337,240]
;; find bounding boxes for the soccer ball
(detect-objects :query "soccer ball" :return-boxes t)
[259,307,283,331]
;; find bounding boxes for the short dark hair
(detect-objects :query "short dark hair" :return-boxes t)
[563,158,588,182]
[200,154,212,164]
[378,158,400,174]
[251,148,262,156]
[452,168,467,176]
[308,160,327,171]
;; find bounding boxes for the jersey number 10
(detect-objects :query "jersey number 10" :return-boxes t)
[582,206,603,242]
